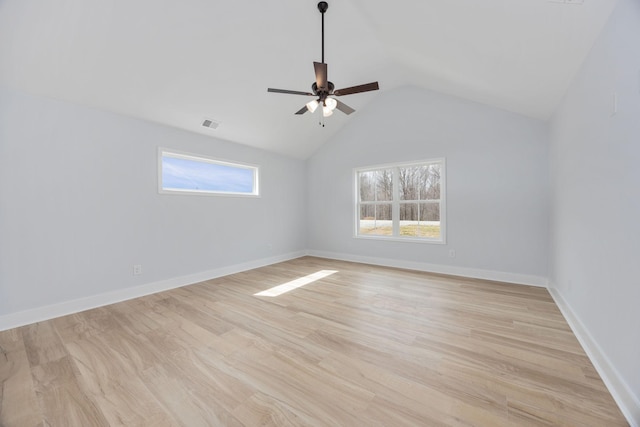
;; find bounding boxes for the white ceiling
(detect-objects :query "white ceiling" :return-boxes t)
[0,0,617,158]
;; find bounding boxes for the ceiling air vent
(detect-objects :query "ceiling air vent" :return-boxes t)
[201,119,220,130]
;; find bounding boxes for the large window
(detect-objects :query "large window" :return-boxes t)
[355,159,445,242]
[159,149,259,196]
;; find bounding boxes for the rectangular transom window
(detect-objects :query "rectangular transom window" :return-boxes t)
[355,159,445,243]
[159,149,259,196]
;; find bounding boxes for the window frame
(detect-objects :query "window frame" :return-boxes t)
[354,158,446,244]
[158,148,260,197]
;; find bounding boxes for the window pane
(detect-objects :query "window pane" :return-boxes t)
[420,202,440,221]
[399,203,419,237]
[400,203,419,221]
[420,164,441,200]
[399,202,440,238]
[359,204,392,236]
[161,152,258,195]
[359,204,376,221]
[376,204,392,221]
[359,171,376,202]
[359,169,393,202]
[400,164,441,201]
[375,169,393,201]
[420,203,441,238]
[399,166,421,201]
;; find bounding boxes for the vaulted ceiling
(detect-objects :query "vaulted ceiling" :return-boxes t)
[0,0,617,158]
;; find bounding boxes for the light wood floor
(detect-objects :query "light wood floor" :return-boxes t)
[0,257,628,426]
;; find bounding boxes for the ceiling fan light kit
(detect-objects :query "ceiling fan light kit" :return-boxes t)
[267,1,379,121]
[306,99,319,113]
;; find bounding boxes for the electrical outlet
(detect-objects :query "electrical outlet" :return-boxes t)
[448,249,456,258]
[133,264,142,275]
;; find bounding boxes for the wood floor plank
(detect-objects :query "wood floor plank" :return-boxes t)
[22,322,67,366]
[222,351,373,426]
[31,356,110,427]
[232,391,319,427]
[0,329,43,427]
[0,256,629,426]
[65,335,180,427]
[140,363,244,427]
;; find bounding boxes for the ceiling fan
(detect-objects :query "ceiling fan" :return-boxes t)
[267,1,379,118]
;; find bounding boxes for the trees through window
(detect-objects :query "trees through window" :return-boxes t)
[356,159,444,242]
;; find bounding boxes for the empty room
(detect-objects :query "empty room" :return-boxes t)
[0,0,638,426]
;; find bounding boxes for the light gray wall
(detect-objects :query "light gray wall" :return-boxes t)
[549,0,640,413]
[0,88,306,316]
[307,86,550,282]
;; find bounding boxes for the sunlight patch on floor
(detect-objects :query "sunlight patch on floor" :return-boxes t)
[254,270,338,297]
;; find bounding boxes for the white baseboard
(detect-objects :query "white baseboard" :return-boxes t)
[0,250,545,332]
[0,251,306,332]
[548,285,640,427]
[306,249,548,287]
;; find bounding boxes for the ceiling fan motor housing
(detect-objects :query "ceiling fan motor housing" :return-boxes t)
[312,81,335,99]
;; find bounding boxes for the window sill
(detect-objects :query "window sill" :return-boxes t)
[353,235,446,245]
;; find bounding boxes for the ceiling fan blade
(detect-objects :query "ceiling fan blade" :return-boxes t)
[295,105,309,115]
[333,82,379,96]
[268,88,314,96]
[314,62,328,91]
[335,99,355,115]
